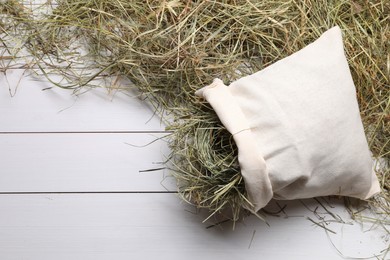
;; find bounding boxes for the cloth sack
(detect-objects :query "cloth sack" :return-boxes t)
[195,26,381,212]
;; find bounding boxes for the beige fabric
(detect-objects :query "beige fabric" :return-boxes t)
[195,26,381,212]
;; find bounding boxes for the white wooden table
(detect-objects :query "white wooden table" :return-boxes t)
[1,64,388,260]
[0,4,389,258]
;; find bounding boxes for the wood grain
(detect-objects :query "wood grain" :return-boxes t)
[0,70,164,132]
[0,195,387,260]
[0,133,174,192]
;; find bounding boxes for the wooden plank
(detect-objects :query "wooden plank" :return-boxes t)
[0,194,387,260]
[0,133,175,192]
[0,69,165,131]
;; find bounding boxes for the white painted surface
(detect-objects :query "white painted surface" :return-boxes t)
[0,70,164,131]
[0,12,389,260]
[0,195,387,260]
[0,133,174,192]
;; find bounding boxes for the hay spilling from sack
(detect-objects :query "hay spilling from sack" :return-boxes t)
[1,0,389,221]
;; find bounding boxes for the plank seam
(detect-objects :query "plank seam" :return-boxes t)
[0,131,171,134]
[0,191,178,195]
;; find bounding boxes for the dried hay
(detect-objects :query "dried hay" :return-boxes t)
[0,0,389,222]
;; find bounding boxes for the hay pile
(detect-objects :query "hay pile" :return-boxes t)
[1,0,389,221]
